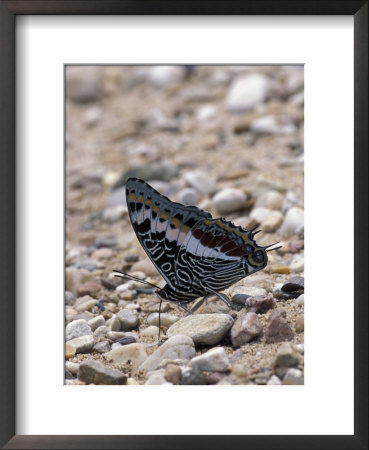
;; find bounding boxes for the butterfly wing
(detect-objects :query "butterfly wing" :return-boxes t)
[175,218,258,293]
[126,177,212,289]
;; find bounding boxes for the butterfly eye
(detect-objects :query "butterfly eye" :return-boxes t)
[253,250,264,263]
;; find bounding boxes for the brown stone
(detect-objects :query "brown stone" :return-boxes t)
[164,364,182,385]
[77,281,102,298]
[265,309,294,343]
[231,312,263,347]
[246,294,276,314]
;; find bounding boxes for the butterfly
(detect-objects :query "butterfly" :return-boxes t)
[114,177,280,319]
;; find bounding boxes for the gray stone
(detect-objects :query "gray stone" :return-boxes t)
[107,331,128,341]
[177,188,199,205]
[93,340,111,353]
[273,342,301,368]
[255,190,284,210]
[147,312,179,327]
[140,335,195,372]
[190,347,230,372]
[78,360,127,385]
[105,343,148,370]
[267,374,282,385]
[144,369,171,385]
[282,368,304,385]
[181,368,207,385]
[65,361,80,375]
[167,314,233,345]
[184,171,216,195]
[231,312,263,347]
[212,188,247,214]
[251,115,278,134]
[226,73,269,111]
[289,255,304,272]
[117,309,139,331]
[67,335,94,353]
[261,211,284,233]
[278,207,304,236]
[250,207,271,224]
[93,326,109,340]
[141,325,160,339]
[66,319,92,341]
[109,314,121,331]
[87,315,105,332]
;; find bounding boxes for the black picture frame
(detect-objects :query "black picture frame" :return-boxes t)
[0,1,367,449]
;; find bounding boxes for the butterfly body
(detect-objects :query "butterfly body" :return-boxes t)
[125,177,268,310]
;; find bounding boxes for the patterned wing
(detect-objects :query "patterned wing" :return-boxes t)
[125,177,212,289]
[175,218,262,294]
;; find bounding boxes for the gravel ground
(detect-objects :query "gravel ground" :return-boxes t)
[65,65,304,385]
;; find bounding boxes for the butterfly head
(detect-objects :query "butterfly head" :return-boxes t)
[241,231,269,274]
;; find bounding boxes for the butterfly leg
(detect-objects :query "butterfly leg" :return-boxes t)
[203,286,242,311]
[177,302,193,314]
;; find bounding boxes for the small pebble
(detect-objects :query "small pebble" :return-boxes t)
[65,361,80,375]
[66,319,92,341]
[109,314,121,331]
[181,369,207,385]
[255,190,284,210]
[265,309,294,343]
[261,211,284,233]
[268,264,290,274]
[282,368,304,385]
[145,370,171,385]
[87,315,105,332]
[267,375,282,385]
[177,188,199,205]
[225,73,269,111]
[167,314,233,345]
[278,207,304,236]
[246,294,276,314]
[147,312,179,327]
[78,360,127,385]
[93,340,111,353]
[105,343,148,370]
[250,207,271,224]
[295,294,304,306]
[117,309,139,331]
[65,343,76,359]
[164,364,183,385]
[184,170,216,194]
[273,342,301,368]
[190,347,230,372]
[67,335,94,353]
[141,325,160,339]
[206,372,225,384]
[116,336,136,346]
[140,335,196,372]
[231,312,263,347]
[93,326,109,340]
[212,188,247,214]
[77,281,102,298]
[289,255,304,272]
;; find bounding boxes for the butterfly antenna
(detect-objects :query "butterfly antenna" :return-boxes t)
[113,269,160,289]
[264,242,282,252]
